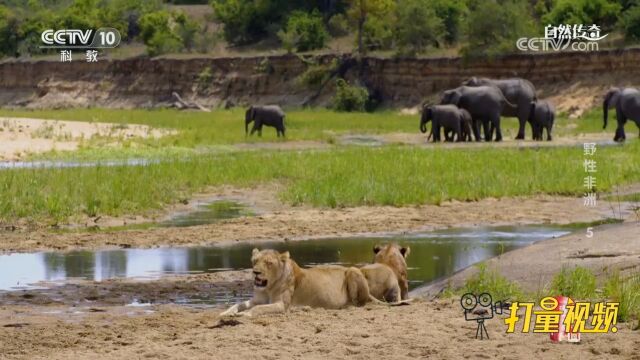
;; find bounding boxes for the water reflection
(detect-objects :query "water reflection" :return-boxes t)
[0,226,570,291]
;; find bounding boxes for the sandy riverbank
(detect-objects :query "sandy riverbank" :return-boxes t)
[0,193,631,253]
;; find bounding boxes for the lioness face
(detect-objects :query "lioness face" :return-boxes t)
[250,249,290,290]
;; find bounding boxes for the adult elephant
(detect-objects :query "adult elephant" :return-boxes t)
[440,86,517,142]
[462,77,536,140]
[420,104,471,142]
[245,105,286,137]
[528,100,555,141]
[603,87,640,142]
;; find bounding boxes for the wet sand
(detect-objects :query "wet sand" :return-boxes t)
[0,220,638,359]
[1,297,637,359]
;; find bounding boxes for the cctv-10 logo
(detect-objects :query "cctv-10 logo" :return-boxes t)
[40,28,121,48]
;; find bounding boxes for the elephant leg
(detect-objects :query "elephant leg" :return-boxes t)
[483,120,492,142]
[249,124,258,136]
[614,112,627,142]
[434,124,441,142]
[472,120,482,142]
[515,105,527,140]
[456,126,463,142]
[545,123,552,141]
[493,116,502,142]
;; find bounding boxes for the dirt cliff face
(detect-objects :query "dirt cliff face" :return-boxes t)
[0,50,639,113]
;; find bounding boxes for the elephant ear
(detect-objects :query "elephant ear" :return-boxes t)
[450,91,462,106]
[606,89,621,109]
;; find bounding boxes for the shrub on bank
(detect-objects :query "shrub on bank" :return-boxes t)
[333,78,369,112]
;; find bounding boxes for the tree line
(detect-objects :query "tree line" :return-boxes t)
[1,0,640,58]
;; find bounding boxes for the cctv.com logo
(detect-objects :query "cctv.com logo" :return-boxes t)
[40,28,121,49]
[516,24,606,52]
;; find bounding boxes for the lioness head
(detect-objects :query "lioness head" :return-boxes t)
[373,243,410,299]
[250,248,290,290]
[373,243,409,265]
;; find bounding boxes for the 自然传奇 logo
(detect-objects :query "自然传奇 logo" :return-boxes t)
[517,24,607,52]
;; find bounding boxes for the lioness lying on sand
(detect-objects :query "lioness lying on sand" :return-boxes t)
[221,248,402,317]
[360,263,401,302]
[373,244,410,300]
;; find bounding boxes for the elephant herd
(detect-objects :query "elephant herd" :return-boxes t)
[421,77,554,142]
[244,79,640,143]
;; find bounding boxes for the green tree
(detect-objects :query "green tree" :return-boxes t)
[0,6,20,57]
[542,0,622,31]
[346,0,395,56]
[212,0,260,45]
[394,0,445,56]
[462,0,536,58]
[280,10,329,52]
[430,0,467,45]
[139,11,184,56]
[621,4,640,41]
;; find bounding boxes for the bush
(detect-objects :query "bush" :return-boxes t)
[297,58,338,87]
[621,5,640,41]
[328,13,349,37]
[281,10,328,52]
[333,78,369,112]
[550,266,597,300]
[394,0,445,56]
[139,10,204,56]
[173,12,200,51]
[462,263,523,301]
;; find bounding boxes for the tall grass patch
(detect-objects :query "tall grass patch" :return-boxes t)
[0,142,638,222]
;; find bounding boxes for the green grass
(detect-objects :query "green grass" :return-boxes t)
[0,106,623,159]
[0,108,422,147]
[604,272,640,324]
[1,141,638,223]
[446,264,640,326]
[549,266,598,300]
[459,263,523,301]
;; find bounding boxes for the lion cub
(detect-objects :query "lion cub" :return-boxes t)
[220,248,375,317]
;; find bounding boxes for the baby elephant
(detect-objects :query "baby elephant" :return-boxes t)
[528,100,555,141]
[420,104,472,142]
[245,105,286,137]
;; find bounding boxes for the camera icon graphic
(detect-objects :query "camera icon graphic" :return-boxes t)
[460,292,507,340]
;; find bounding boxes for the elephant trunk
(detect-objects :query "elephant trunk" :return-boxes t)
[603,98,609,129]
[420,108,430,134]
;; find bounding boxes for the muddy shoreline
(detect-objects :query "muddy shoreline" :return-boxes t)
[0,194,631,253]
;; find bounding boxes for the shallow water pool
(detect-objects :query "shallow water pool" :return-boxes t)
[0,226,570,292]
